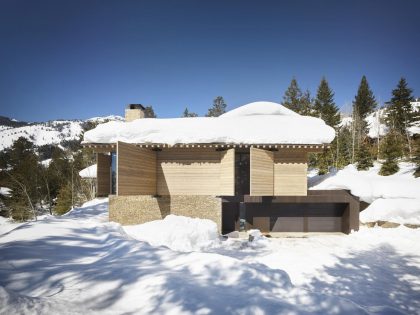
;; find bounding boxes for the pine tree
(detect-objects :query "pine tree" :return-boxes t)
[313,77,341,128]
[356,141,373,170]
[206,96,227,117]
[144,106,157,118]
[353,76,377,136]
[414,138,420,177]
[336,126,353,168]
[283,78,303,113]
[54,184,73,215]
[386,78,414,135]
[183,107,198,117]
[3,137,41,221]
[379,131,403,176]
[300,89,313,116]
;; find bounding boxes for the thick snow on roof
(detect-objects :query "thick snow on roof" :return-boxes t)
[83,101,335,145]
[79,164,97,179]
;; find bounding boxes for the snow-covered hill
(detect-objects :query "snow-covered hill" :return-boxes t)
[340,101,420,138]
[0,115,123,151]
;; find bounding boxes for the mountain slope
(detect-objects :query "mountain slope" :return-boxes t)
[0,116,123,152]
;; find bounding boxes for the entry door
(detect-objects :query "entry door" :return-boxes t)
[250,147,274,196]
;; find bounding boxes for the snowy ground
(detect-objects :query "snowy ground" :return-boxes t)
[1,199,420,314]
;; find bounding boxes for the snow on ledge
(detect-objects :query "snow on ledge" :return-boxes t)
[79,164,97,179]
[83,101,335,145]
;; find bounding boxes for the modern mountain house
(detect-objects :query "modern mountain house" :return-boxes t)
[82,102,359,234]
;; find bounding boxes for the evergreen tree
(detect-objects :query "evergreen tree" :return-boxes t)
[356,141,373,170]
[183,107,198,117]
[386,78,414,135]
[336,126,353,168]
[54,184,73,215]
[144,106,157,118]
[206,96,227,117]
[313,77,341,128]
[414,138,420,177]
[353,76,377,135]
[379,131,403,176]
[300,90,314,116]
[283,78,303,113]
[3,137,41,221]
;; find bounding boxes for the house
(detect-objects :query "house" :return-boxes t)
[82,102,359,234]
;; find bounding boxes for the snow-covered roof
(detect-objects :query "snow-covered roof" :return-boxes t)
[79,164,97,179]
[83,101,335,145]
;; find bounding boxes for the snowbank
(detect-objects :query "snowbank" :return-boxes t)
[0,286,88,315]
[0,187,11,196]
[360,198,420,225]
[79,164,97,179]
[83,101,335,145]
[123,215,219,252]
[311,164,420,203]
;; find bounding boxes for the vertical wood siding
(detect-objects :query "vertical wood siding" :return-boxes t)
[250,147,274,196]
[273,149,307,196]
[97,153,111,196]
[117,141,157,195]
[219,148,235,196]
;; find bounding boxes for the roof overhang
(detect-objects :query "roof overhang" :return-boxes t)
[82,142,330,153]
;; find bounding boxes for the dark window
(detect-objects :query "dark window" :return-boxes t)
[111,152,116,194]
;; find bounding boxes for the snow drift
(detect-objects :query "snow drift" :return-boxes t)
[83,101,336,145]
[360,198,420,225]
[311,164,420,203]
[123,215,219,252]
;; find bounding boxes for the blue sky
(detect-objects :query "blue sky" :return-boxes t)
[1,0,419,121]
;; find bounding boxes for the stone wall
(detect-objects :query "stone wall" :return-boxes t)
[109,195,222,231]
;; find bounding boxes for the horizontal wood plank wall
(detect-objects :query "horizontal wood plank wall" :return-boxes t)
[117,141,156,195]
[157,148,221,195]
[97,153,111,196]
[274,149,307,196]
[250,147,274,196]
[219,148,235,196]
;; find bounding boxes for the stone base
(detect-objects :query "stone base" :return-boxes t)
[109,195,222,231]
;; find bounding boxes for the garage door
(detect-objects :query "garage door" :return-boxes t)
[246,203,347,233]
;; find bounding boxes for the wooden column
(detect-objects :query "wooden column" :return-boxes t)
[250,147,274,196]
[97,153,111,197]
[117,141,157,195]
[219,148,235,196]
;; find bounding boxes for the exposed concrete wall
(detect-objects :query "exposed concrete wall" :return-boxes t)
[109,195,222,231]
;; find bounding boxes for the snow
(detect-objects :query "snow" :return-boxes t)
[311,163,420,203]
[340,101,419,139]
[0,187,11,196]
[1,199,419,314]
[123,215,219,252]
[83,101,336,145]
[79,164,97,179]
[0,116,124,151]
[360,198,420,225]
[220,101,299,117]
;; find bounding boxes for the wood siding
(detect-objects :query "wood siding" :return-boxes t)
[157,148,222,195]
[273,149,307,196]
[250,148,274,196]
[97,153,111,196]
[219,148,235,196]
[117,141,156,195]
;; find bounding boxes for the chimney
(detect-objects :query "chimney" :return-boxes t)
[125,104,145,122]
